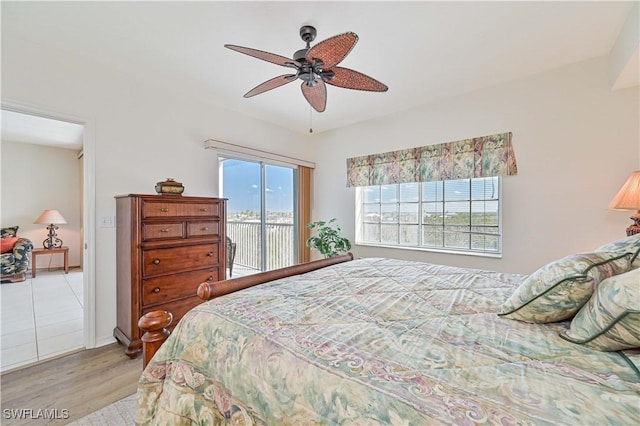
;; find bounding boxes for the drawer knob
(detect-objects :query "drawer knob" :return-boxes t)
[208,252,214,257]
[199,208,208,212]
[161,228,170,233]
[201,227,209,231]
[160,208,169,213]
[152,287,161,294]
[207,276,214,281]
[153,259,161,265]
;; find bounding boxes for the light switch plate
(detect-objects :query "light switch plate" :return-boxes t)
[99,216,116,228]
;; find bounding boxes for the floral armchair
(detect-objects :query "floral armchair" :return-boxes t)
[1,226,34,283]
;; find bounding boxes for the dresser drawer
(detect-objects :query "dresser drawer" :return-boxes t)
[142,295,203,331]
[143,244,219,276]
[187,221,219,237]
[142,223,184,240]
[142,269,218,306]
[142,201,220,218]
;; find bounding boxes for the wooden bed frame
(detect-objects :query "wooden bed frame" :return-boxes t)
[137,253,354,367]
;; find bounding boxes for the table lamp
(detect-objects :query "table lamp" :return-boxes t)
[609,170,640,236]
[34,209,67,249]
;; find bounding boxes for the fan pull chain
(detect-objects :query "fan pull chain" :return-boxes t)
[309,106,313,133]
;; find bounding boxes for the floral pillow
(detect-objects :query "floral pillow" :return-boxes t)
[595,233,640,269]
[560,268,640,351]
[499,252,631,323]
[1,226,19,239]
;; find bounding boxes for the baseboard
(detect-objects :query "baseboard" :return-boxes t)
[95,335,117,348]
[33,266,82,272]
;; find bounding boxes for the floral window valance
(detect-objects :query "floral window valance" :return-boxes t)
[346,132,517,187]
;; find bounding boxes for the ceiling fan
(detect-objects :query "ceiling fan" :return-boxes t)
[225,25,388,113]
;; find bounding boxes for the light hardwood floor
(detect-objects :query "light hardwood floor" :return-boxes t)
[1,343,142,424]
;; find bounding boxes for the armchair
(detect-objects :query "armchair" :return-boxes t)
[1,226,34,283]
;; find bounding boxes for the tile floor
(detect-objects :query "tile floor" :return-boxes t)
[1,269,84,372]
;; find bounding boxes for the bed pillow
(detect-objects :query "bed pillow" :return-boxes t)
[499,252,631,323]
[0,237,20,253]
[560,268,640,351]
[1,226,19,238]
[595,233,640,269]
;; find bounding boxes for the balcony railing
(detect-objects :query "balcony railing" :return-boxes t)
[227,221,295,272]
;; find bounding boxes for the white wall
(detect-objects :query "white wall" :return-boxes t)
[312,57,639,274]
[1,141,82,268]
[2,36,313,346]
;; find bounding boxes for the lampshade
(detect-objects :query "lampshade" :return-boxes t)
[34,210,67,225]
[609,171,640,236]
[609,171,640,210]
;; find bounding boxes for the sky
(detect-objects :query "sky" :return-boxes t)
[362,177,499,213]
[221,158,294,213]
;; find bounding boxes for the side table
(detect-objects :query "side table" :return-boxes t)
[32,246,69,278]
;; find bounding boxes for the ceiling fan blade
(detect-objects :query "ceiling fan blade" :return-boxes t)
[225,44,300,68]
[323,67,388,92]
[306,32,358,69]
[301,80,327,112]
[244,74,297,98]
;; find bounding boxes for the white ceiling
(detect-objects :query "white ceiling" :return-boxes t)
[1,1,637,137]
[1,110,84,150]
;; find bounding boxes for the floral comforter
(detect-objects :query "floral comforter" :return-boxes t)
[136,258,639,425]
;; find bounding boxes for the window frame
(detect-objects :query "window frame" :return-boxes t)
[355,177,503,258]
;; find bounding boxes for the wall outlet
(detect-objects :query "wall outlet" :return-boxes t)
[99,215,116,228]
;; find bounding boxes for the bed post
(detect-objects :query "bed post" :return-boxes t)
[138,310,173,369]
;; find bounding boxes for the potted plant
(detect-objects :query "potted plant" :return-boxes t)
[306,218,351,258]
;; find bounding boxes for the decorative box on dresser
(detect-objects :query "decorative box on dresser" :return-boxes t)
[113,194,227,358]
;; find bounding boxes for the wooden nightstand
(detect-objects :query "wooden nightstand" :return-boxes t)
[31,246,69,278]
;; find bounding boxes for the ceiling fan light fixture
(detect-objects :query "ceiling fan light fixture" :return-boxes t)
[293,48,308,62]
[299,25,317,44]
[225,25,388,114]
[320,70,335,81]
[299,71,315,83]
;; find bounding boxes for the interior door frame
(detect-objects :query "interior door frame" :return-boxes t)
[1,99,97,349]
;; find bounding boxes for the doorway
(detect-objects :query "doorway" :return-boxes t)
[219,156,297,275]
[0,104,96,371]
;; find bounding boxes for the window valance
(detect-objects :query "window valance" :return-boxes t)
[346,132,517,187]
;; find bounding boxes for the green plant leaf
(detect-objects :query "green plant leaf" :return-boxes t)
[305,218,351,258]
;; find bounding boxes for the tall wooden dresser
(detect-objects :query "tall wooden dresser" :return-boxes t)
[113,194,226,358]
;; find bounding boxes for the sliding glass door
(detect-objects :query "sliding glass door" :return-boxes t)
[264,163,296,270]
[219,156,297,275]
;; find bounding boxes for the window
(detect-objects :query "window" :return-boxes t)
[356,177,501,256]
